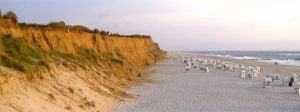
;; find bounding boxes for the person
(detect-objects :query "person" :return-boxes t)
[289,77,294,87]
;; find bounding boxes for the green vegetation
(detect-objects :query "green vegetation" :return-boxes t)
[47,21,66,28]
[104,52,123,64]
[76,47,98,64]
[0,35,49,74]
[17,21,150,38]
[3,11,18,24]
[0,35,126,76]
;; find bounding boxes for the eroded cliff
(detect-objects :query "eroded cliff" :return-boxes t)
[0,18,165,112]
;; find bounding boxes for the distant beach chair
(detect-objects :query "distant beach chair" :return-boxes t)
[193,62,198,68]
[292,73,298,82]
[282,77,290,86]
[256,66,262,73]
[253,70,259,77]
[264,75,273,87]
[234,64,239,72]
[185,65,190,72]
[204,67,209,73]
[246,66,254,79]
[293,82,300,95]
[271,73,280,81]
[240,70,246,78]
[240,65,246,71]
[217,64,222,69]
[185,62,191,72]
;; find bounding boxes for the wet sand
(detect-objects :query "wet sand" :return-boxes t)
[117,53,300,112]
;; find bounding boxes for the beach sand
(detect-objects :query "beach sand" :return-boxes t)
[117,52,300,112]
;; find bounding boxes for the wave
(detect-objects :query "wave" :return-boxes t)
[279,53,300,56]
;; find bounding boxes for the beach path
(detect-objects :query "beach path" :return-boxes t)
[117,55,300,112]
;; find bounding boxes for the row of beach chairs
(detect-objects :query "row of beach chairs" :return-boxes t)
[180,55,300,95]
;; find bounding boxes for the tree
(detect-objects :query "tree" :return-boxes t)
[3,11,18,23]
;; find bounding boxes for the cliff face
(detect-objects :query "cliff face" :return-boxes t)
[0,20,165,112]
[0,19,164,77]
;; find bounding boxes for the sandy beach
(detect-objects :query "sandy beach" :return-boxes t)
[117,53,300,112]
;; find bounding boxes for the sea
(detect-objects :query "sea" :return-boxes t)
[184,51,300,66]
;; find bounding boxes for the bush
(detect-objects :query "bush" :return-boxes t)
[19,23,48,29]
[70,25,91,32]
[93,29,100,33]
[100,31,110,35]
[3,11,18,24]
[47,21,66,28]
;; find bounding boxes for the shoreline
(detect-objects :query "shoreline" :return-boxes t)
[177,52,300,75]
[178,51,300,67]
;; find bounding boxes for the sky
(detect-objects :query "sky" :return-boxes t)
[0,0,300,51]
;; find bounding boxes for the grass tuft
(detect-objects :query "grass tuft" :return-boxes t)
[0,35,49,74]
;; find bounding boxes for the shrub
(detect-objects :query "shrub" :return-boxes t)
[3,11,18,24]
[100,31,110,35]
[47,21,66,28]
[19,23,48,29]
[93,29,100,33]
[70,25,91,32]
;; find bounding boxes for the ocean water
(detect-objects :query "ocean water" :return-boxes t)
[186,51,300,66]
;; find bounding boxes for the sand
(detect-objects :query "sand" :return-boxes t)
[117,53,300,112]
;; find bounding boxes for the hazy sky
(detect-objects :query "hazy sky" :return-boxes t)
[1,0,300,51]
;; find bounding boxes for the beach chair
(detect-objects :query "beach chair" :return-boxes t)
[240,65,246,71]
[240,70,246,78]
[293,83,300,95]
[292,73,298,83]
[256,66,261,73]
[217,64,222,69]
[282,77,290,86]
[234,65,239,72]
[185,66,190,72]
[204,67,209,73]
[264,76,273,87]
[185,63,191,72]
[253,70,259,77]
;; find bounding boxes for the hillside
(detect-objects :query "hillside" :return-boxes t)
[0,13,165,112]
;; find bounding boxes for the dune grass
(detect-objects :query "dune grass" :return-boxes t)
[0,35,49,74]
[0,35,125,78]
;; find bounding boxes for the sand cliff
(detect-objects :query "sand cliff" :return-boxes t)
[0,19,165,112]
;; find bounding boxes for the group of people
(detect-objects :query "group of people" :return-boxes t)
[180,55,300,95]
